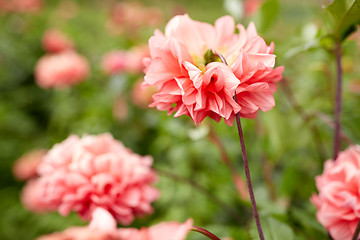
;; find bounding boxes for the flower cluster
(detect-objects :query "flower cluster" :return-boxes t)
[311,145,360,240]
[23,134,159,225]
[107,1,163,36]
[0,0,43,14]
[143,14,283,125]
[35,29,89,89]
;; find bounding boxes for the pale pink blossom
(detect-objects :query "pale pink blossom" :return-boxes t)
[311,145,360,240]
[132,79,157,109]
[102,46,149,75]
[125,45,150,73]
[143,14,283,125]
[244,0,262,17]
[102,51,128,74]
[33,134,159,225]
[42,29,74,53]
[115,218,193,240]
[0,0,43,13]
[37,208,118,240]
[37,208,192,240]
[35,51,89,89]
[21,179,50,213]
[110,2,163,31]
[13,149,46,180]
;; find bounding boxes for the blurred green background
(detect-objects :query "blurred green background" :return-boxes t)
[0,0,359,239]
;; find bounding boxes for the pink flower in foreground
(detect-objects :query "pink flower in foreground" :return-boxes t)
[22,179,50,213]
[143,14,283,125]
[37,208,118,240]
[34,134,159,225]
[13,149,46,180]
[42,29,74,53]
[311,145,360,240]
[115,218,193,240]
[38,207,193,240]
[35,51,89,89]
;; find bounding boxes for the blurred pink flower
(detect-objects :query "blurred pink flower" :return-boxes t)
[0,0,43,13]
[13,149,46,180]
[102,46,149,75]
[125,45,150,73]
[110,2,163,31]
[35,51,89,89]
[33,133,159,225]
[37,207,118,240]
[42,29,74,53]
[244,0,262,17]
[132,79,157,109]
[143,14,283,125]
[115,218,193,240]
[21,179,50,213]
[311,145,360,240]
[102,51,128,75]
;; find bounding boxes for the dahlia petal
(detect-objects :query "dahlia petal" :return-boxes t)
[165,14,208,56]
[214,15,235,48]
[149,219,193,240]
[89,207,117,232]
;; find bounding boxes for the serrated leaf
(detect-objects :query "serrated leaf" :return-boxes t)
[326,0,360,41]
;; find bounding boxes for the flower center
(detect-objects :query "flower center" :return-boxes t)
[192,50,226,72]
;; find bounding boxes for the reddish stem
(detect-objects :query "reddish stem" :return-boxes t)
[233,111,265,240]
[333,42,342,160]
[191,226,221,240]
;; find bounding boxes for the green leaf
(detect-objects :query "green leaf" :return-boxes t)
[326,0,360,41]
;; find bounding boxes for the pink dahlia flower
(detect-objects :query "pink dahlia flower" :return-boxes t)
[143,14,283,125]
[33,134,159,225]
[13,149,46,180]
[311,145,360,240]
[37,207,192,240]
[37,208,118,240]
[35,51,89,89]
[115,218,193,240]
[21,179,51,213]
[42,29,74,53]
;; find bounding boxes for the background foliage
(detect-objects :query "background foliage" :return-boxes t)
[0,0,359,239]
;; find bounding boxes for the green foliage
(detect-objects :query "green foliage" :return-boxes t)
[326,0,360,41]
